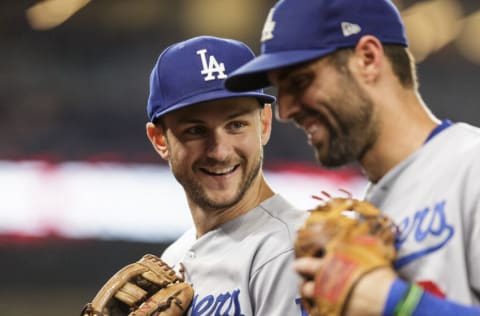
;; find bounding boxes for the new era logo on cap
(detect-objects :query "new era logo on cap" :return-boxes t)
[147,36,275,121]
[341,22,361,37]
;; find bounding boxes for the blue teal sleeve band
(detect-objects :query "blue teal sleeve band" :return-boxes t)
[394,284,423,315]
[383,279,409,316]
[383,278,480,316]
[413,288,480,316]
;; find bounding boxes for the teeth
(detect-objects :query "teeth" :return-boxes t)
[307,124,318,134]
[305,124,319,139]
[205,166,235,175]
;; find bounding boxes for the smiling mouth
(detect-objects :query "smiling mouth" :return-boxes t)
[305,122,319,138]
[200,165,238,176]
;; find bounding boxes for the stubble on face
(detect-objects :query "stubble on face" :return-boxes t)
[166,130,264,212]
[307,69,378,168]
[178,149,263,210]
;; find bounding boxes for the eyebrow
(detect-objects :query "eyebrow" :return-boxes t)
[176,107,257,125]
[227,107,257,119]
[275,59,315,83]
[276,68,294,82]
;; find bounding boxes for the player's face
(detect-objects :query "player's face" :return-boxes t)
[268,57,378,168]
[158,97,270,210]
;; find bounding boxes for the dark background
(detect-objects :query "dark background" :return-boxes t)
[3,0,480,165]
[1,0,480,315]
[0,239,168,315]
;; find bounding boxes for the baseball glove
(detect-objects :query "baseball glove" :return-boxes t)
[81,254,193,316]
[294,195,397,316]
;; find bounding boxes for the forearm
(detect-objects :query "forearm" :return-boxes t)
[383,279,480,316]
[343,268,396,316]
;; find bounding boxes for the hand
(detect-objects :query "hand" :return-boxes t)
[293,197,398,316]
[295,257,396,316]
[294,257,320,299]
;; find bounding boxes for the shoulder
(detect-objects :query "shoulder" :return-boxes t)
[414,122,480,167]
[258,194,309,231]
[439,123,480,168]
[433,123,480,150]
[161,227,195,267]
[246,195,308,270]
[250,194,309,246]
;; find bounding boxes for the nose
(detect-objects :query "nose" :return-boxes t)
[205,131,231,161]
[275,92,302,122]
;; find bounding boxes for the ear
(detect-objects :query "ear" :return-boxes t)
[259,104,273,145]
[352,35,384,84]
[146,122,170,160]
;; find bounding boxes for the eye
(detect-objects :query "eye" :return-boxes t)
[289,73,312,91]
[184,125,206,135]
[228,120,248,132]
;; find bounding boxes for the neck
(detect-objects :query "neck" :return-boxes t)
[361,90,439,183]
[188,173,274,238]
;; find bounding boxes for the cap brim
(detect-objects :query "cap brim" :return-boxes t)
[151,89,275,121]
[225,48,338,92]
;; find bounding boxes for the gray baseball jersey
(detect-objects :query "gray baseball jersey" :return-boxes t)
[161,194,309,316]
[365,123,480,305]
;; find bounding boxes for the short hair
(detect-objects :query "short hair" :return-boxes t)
[329,44,418,90]
[152,117,166,130]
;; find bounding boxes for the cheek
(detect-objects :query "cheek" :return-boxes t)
[307,70,344,102]
[169,142,200,164]
[303,82,329,107]
[240,136,264,161]
[242,130,263,147]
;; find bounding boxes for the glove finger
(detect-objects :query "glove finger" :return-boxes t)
[295,226,329,258]
[351,199,381,217]
[139,254,180,286]
[130,283,194,316]
[115,282,148,305]
[89,263,149,311]
[368,217,397,245]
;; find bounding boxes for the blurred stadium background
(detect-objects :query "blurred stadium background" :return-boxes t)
[1,0,479,314]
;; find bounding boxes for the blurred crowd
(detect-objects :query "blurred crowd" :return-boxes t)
[1,0,479,164]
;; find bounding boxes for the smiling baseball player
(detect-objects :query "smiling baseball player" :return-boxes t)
[225,0,480,315]
[145,35,309,316]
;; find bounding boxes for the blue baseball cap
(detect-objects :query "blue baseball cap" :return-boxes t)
[147,36,276,122]
[224,0,408,92]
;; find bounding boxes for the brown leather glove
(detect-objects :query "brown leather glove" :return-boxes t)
[295,197,397,316]
[81,254,193,316]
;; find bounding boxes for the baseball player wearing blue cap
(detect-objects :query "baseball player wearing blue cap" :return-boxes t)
[225,0,480,315]
[145,35,309,315]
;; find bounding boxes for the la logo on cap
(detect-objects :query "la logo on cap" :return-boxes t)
[261,9,276,42]
[196,49,227,81]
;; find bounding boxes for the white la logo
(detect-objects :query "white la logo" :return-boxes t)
[261,8,276,42]
[196,49,227,81]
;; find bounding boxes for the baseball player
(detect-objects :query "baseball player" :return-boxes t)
[145,36,308,316]
[225,0,480,315]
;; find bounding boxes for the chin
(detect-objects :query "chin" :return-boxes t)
[203,192,239,207]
